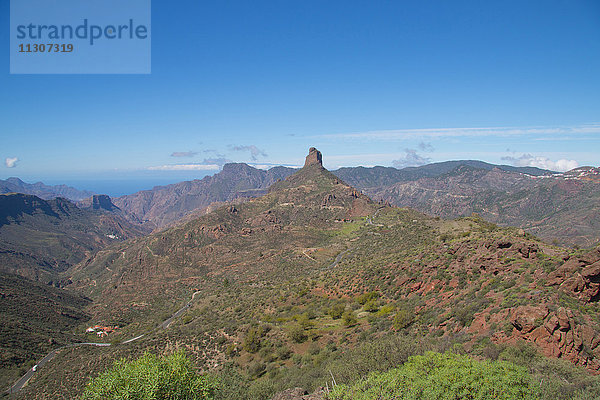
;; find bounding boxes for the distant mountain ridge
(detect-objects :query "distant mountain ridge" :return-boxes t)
[359,165,600,247]
[112,163,296,228]
[334,160,553,189]
[4,161,596,247]
[109,160,556,233]
[0,177,95,201]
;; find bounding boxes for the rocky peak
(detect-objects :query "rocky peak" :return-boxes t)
[304,147,323,168]
[82,194,120,212]
[222,163,254,173]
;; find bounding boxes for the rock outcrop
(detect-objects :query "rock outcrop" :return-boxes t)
[507,305,600,371]
[548,247,600,303]
[89,194,120,211]
[304,147,323,168]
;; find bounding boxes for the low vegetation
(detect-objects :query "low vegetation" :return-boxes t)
[79,351,218,400]
[328,351,537,400]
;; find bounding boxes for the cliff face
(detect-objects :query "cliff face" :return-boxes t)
[78,194,120,211]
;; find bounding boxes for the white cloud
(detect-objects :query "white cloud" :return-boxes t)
[203,157,232,166]
[392,149,432,168]
[147,164,220,171]
[501,154,578,172]
[229,145,268,161]
[319,124,600,140]
[249,163,300,170]
[170,151,198,157]
[5,157,18,168]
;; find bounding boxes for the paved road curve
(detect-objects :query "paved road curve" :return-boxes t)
[6,291,201,395]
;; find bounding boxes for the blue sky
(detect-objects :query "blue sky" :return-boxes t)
[1,0,599,195]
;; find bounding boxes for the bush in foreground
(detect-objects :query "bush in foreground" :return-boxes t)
[327,351,537,400]
[79,351,218,400]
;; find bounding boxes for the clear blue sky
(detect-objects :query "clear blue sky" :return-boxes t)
[1,0,599,195]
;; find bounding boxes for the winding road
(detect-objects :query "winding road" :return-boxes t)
[323,249,350,270]
[6,291,202,395]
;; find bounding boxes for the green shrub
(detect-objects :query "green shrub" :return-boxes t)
[289,324,308,343]
[376,304,395,317]
[243,325,267,353]
[328,351,537,400]
[328,303,346,319]
[363,299,379,313]
[393,309,414,330]
[296,313,314,329]
[79,351,217,400]
[357,291,380,305]
[342,311,357,327]
[248,361,266,378]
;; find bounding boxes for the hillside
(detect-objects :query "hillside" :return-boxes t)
[0,193,148,284]
[15,148,600,399]
[0,271,91,391]
[0,177,94,202]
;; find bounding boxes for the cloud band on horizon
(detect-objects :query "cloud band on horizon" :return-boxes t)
[318,124,600,140]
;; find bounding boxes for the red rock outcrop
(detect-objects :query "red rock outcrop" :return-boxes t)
[548,248,600,303]
[507,304,600,371]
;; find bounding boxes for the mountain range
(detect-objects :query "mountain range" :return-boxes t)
[0,177,94,202]
[93,160,599,247]
[7,159,598,248]
[9,148,600,399]
[361,165,600,248]
[112,163,296,229]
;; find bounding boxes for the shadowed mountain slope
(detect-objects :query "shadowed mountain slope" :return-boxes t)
[0,271,91,391]
[0,193,148,284]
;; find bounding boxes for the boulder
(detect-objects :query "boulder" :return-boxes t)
[510,305,548,333]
